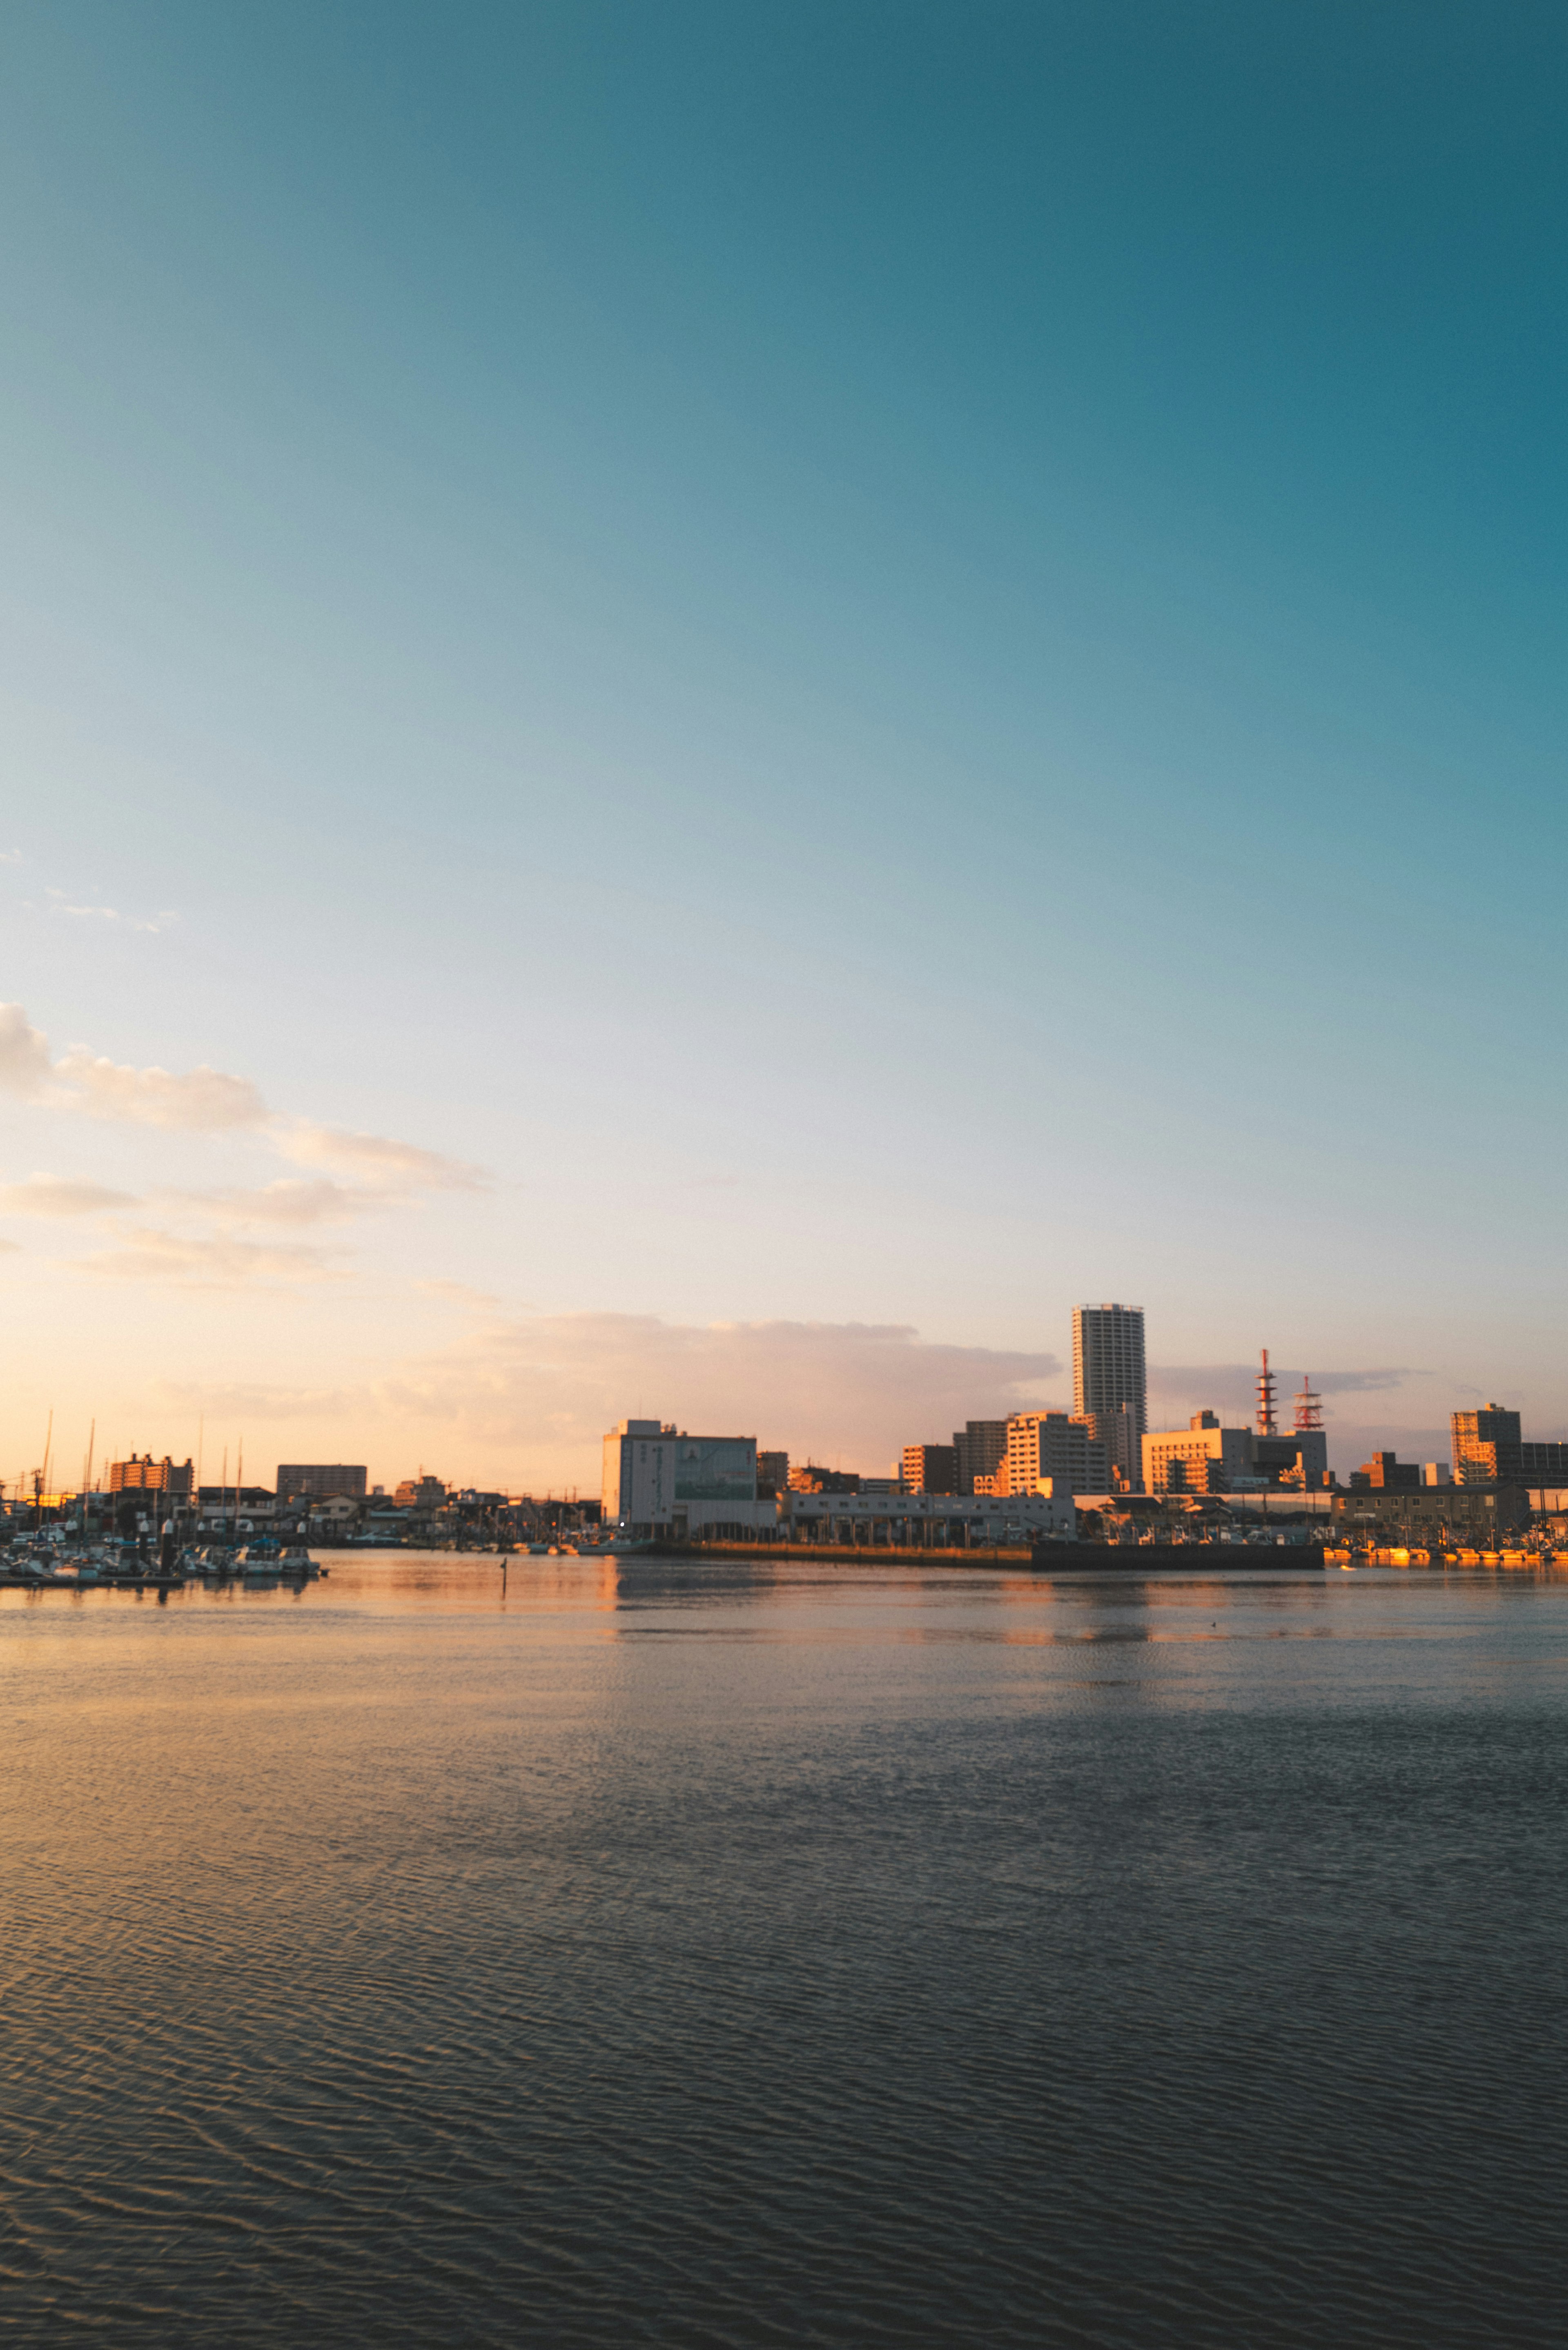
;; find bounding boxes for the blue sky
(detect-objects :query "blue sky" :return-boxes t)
[2,2,1565,1487]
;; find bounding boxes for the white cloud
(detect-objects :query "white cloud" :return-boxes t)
[0,1174,140,1216]
[0,1004,52,1097]
[0,849,21,865]
[53,1046,267,1130]
[72,1224,346,1288]
[278,1121,488,1192]
[374,1312,1064,1474]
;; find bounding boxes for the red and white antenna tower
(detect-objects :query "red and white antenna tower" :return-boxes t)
[1294,1374,1323,1432]
[1256,1348,1278,1437]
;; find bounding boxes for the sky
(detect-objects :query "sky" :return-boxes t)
[2,0,1565,1495]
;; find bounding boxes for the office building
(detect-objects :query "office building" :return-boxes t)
[1143,1412,1254,1496]
[602,1420,766,1532]
[277,1464,367,1502]
[1073,1305,1147,1487]
[109,1454,194,1500]
[952,1420,1007,1494]
[902,1443,958,1495]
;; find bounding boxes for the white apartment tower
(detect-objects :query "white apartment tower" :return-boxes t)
[1072,1303,1148,1490]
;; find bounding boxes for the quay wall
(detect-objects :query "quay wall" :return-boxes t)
[670,1541,1326,1571]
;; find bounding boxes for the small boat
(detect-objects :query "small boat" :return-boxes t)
[278,1545,321,1579]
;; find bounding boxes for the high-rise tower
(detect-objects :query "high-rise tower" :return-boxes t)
[1072,1304,1147,1489]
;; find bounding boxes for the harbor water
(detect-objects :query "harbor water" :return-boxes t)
[3,1552,1565,2346]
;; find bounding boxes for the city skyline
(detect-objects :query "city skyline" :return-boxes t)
[3,7,1566,1488]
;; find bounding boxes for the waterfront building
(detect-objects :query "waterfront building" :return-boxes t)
[395,1474,448,1506]
[1143,1413,1254,1496]
[902,1443,958,1495]
[1333,1483,1530,1541]
[1073,1305,1147,1488]
[277,1463,367,1501]
[602,1419,766,1534]
[109,1454,194,1500]
[782,1488,1075,1543]
[951,1420,1007,1494]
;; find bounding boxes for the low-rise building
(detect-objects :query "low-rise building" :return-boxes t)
[1143,1413,1254,1495]
[110,1454,195,1499]
[1332,1483,1530,1542]
[278,1463,367,1502]
[1350,1451,1422,1492]
[602,1420,762,1533]
[782,1489,1074,1543]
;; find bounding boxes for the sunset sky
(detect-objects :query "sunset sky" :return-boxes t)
[3,2,1566,1492]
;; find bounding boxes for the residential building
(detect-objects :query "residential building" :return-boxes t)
[277,1463,367,1501]
[952,1420,1007,1494]
[1453,1405,1568,1483]
[757,1451,789,1497]
[1073,1304,1147,1488]
[395,1475,448,1507]
[902,1443,958,1495]
[1143,1412,1255,1496]
[109,1454,195,1499]
[1423,1463,1452,1486]
[1452,1406,1522,1484]
[997,1411,1108,1497]
[787,1463,861,1494]
[602,1420,764,1532]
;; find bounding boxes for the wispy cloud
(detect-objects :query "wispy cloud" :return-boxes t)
[414,1278,503,1309]
[161,1177,388,1228]
[0,849,22,865]
[0,1173,140,1216]
[154,1378,356,1420]
[278,1121,489,1193]
[73,1224,347,1288]
[33,888,179,934]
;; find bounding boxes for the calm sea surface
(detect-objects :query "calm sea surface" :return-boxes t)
[3,1551,1566,2346]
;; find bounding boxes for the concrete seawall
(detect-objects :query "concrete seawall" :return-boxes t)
[670,1541,1326,1571]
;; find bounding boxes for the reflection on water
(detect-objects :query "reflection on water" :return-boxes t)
[3,1551,1566,2347]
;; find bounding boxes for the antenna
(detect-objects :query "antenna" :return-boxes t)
[1256,1349,1278,1438]
[1294,1374,1323,1431]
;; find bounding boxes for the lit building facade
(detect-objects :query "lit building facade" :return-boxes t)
[1073,1305,1147,1487]
[109,1454,194,1499]
[602,1420,764,1532]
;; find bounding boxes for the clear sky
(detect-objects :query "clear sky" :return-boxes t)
[2,1,1565,1494]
